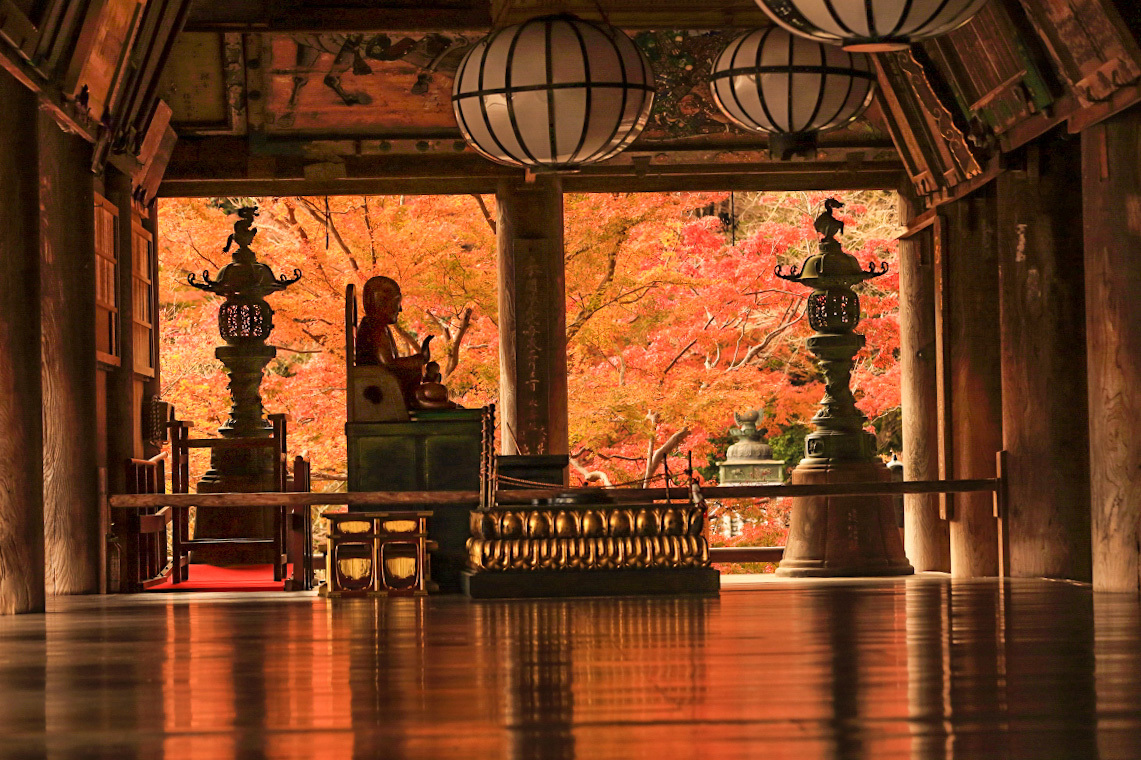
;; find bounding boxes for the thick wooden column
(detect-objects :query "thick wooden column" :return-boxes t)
[898,192,950,571]
[0,71,46,614]
[1082,106,1141,595]
[940,185,1002,577]
[997,136,1091,582]
[39,111,101,595]
[496,178,569,459]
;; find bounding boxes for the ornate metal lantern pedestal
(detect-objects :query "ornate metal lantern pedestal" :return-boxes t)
[774,200,912,578]
[187,207,301,563]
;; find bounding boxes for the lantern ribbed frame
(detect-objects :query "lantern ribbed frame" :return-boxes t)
[710,28,875,142]
[452,14,655,169]
[755,0,989,52]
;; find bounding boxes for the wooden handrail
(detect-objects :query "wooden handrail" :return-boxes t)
[109,478,998,510]
[127,450,169,467]
[110,490,483,509]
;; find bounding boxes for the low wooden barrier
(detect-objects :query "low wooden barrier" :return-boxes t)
[108,477,1001,510]
[109,475,1004,577]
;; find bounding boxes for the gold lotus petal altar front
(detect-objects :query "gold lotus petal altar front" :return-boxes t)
[464,503,717,592]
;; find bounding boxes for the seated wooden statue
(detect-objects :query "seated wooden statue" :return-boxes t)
[355,275,453,411]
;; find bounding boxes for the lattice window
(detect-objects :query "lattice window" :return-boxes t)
[94,194,120,365]
[132,220,156,377]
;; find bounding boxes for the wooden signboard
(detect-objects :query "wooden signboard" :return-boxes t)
[157,31,244,132]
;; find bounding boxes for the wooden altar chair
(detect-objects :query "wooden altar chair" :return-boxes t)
[168,414,300,584]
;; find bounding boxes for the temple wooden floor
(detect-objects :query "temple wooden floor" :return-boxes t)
[0,576,1138,759]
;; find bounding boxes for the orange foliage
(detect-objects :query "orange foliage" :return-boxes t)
[158,190,900,508]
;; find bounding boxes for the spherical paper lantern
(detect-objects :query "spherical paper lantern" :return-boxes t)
[755,0,989,52]
[452,14,655,170]
[710,28,876,159]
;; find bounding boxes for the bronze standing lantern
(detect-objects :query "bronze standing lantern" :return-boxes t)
[772,199,912,577]
[188,206,302,489]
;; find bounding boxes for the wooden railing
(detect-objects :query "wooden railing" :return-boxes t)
[119,450,177,592]
[110,469,1005,580]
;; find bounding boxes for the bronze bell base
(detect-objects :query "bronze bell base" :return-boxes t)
[776,459,914,577]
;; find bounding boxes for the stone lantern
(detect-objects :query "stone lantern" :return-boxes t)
[718,410,785,485]
[771,199,912,577]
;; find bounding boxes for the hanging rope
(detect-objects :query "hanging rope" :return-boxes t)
[324,196,331,249]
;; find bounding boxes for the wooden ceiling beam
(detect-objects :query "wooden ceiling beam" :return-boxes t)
[185,0,772,32]
[186,8,494,32]
[160,138,904,196]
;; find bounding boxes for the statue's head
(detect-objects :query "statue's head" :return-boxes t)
[363,276,402,323]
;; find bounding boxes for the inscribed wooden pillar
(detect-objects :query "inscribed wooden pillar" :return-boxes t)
[496,178,569,460]
[39,111,101,595]
[1082,106,1141,595]
[941,187,1002,577]
[0,71,46,614]
[898,193,950,571]
[997,136,1091,582]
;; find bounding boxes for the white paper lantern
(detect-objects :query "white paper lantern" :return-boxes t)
[710,28,876,158]
[756,0,989,51]
[452,14,655,169]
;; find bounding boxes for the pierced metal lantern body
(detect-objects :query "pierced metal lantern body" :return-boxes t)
[710,28,875,159]
[755,0,989,52]
[452,14,655,169]
[219,296,272,344]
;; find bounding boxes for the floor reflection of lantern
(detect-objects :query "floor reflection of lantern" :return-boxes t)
[773,199,913,577]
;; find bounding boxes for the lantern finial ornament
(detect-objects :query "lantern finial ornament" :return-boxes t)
[710,28,875,160]
[452,14,655,169]
[754,0,989,52]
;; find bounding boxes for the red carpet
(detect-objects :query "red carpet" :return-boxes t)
[146,563,286,592]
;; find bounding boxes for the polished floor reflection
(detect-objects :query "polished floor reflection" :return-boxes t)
[0,577,1138,759]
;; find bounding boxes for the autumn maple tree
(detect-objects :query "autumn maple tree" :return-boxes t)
[158,189,900,559]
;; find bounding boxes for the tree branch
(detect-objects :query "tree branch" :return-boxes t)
[643,426,690,487]
[470,194,496,234]
[570,457,612,487]
[297,197,362,274]
[661,338,698,379]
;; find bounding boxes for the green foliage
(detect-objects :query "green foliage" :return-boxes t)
[767,423,811,477]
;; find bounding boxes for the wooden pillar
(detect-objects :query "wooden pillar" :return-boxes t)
[997,135,1091,582]
[1082,106,1141,595]
[898,192,950,571]
[39,110,100,595]
[0,71,46,614]
[496,177,568,460]
[940,185,1002,577]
